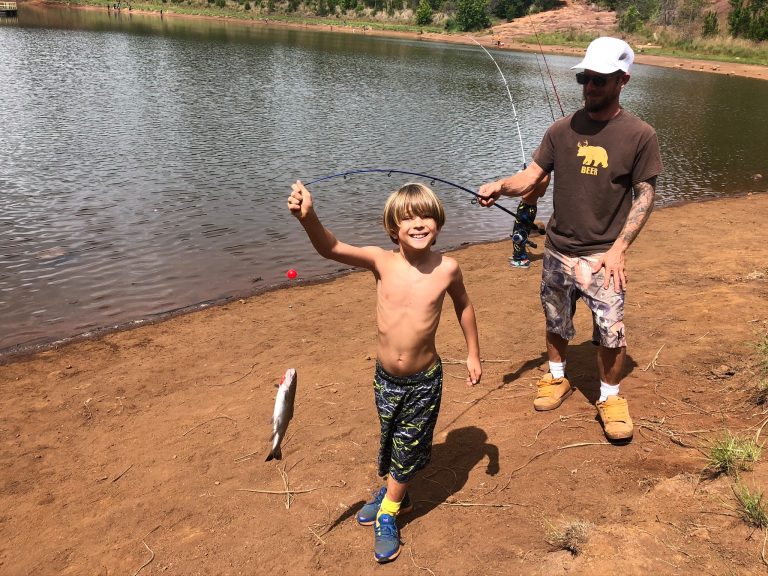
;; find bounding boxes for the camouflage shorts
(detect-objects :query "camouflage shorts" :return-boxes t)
[540,247,627,348]
[374,359,443,483]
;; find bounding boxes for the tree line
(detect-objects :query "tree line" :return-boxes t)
[183,0,768,40]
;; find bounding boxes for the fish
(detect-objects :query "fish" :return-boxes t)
[266,368,297,462]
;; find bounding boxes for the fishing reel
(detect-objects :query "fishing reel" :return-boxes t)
[510,201,543,265]
[511,229,537,248]
[510,201,539,247]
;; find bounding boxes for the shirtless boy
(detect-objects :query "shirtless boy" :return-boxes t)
[288,180,482,562]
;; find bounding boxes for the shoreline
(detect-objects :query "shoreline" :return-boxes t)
[2,191,764,365]
[40,1,768,81]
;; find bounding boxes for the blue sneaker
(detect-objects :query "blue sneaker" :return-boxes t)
[356,487,413,526]
[373,513,401,563]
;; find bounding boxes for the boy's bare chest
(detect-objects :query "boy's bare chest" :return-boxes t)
[377,272,447,310]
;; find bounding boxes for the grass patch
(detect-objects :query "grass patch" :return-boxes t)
[520,30,598,48]
[521,28,768,67]
[734,483,768,529]
[754,378,768,406]
[754,331,768,375]
[706,431,762,476]
[545,520,593,556]
[751,331,768,405]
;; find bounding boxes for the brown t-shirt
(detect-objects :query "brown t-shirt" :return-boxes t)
[532,108,663,256]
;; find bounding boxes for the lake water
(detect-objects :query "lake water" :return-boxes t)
[1,5,766,354]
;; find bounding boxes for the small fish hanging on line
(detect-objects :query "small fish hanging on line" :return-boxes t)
[266,368,298,462]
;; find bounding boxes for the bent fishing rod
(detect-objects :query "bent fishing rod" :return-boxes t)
[465,35,527,170]
[302,168,523,222]
[527,15,565,119]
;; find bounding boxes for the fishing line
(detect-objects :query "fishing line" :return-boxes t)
[527,15,565,118]
[302,168,523,222]
[466,36,527,170]
[533,47,557,122]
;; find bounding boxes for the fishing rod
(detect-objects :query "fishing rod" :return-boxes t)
[528,15,565,118]
[465,35,527,170]
[302,168,523,222]
[531,39,557,122]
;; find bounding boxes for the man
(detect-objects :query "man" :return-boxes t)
[478,37,663,442]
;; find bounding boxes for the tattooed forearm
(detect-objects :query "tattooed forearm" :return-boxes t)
[620,178,656,246]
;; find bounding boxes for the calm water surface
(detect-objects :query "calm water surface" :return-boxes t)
[1,6,766,353]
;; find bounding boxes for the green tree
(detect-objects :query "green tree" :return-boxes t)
[702,10,719,35]
[416,0,434,24]
[492,0,529,20]
[455,0,491,30]
[727,0,767,39]
[619,4,642,31]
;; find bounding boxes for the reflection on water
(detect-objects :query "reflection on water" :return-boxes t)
[1,5,766,353]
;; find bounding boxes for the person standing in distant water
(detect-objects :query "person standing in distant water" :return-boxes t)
[478,37,663,442]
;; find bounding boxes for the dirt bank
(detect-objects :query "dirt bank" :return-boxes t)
[2,192,768,574]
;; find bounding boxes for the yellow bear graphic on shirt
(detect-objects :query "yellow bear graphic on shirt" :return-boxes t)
[577,140,608,175]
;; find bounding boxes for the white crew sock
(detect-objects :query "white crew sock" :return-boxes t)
[599,381,620,402]
[549,361,566,379]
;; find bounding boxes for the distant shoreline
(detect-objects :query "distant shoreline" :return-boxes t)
[36,1,768,81]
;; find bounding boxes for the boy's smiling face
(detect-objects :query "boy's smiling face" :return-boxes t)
[396,213,439,250]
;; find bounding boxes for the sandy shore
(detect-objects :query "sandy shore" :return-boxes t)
[2,192,767,574]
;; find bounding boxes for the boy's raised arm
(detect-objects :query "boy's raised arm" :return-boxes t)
[446,263,482,386]
[288,180,380,271]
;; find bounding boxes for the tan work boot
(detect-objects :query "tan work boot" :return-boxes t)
[596,395,634,441]
[533,373,574,411]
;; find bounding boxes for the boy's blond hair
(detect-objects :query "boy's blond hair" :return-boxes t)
[382,183,446,244]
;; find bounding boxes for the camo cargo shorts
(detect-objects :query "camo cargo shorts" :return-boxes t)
[374,359,443,483]
[540,247,627,348]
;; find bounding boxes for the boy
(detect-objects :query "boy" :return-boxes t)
[287,180,482,563]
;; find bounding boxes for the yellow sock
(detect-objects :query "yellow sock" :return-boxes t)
[376,494,401,521]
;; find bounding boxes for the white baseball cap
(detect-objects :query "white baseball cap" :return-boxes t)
[571,37,634,74]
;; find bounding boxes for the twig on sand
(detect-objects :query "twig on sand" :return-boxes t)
[409,542,436,576]
[237,487,323,495]
[443,357,513,365]
[522,413,593,447]
[308,500,332,545]
[308,525,326,545]
[314,382,337,390]
[762,529,768,569]
[754,415,768,444]
[234,450,262,463]
[499,442,612,491]
[643,344,667,371]
[112,464,133,483]
[438,500,529,508]
[182,414,236,436]
[277,463,294,509]
[132,540,154,576]
[211,362,257,387]
[637,527,694,559]
[236,481,345,499]
[637,419,702,450]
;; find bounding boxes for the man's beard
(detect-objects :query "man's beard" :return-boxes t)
[584,93,612,113]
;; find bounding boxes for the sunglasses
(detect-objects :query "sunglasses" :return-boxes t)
[575,72,621,87]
